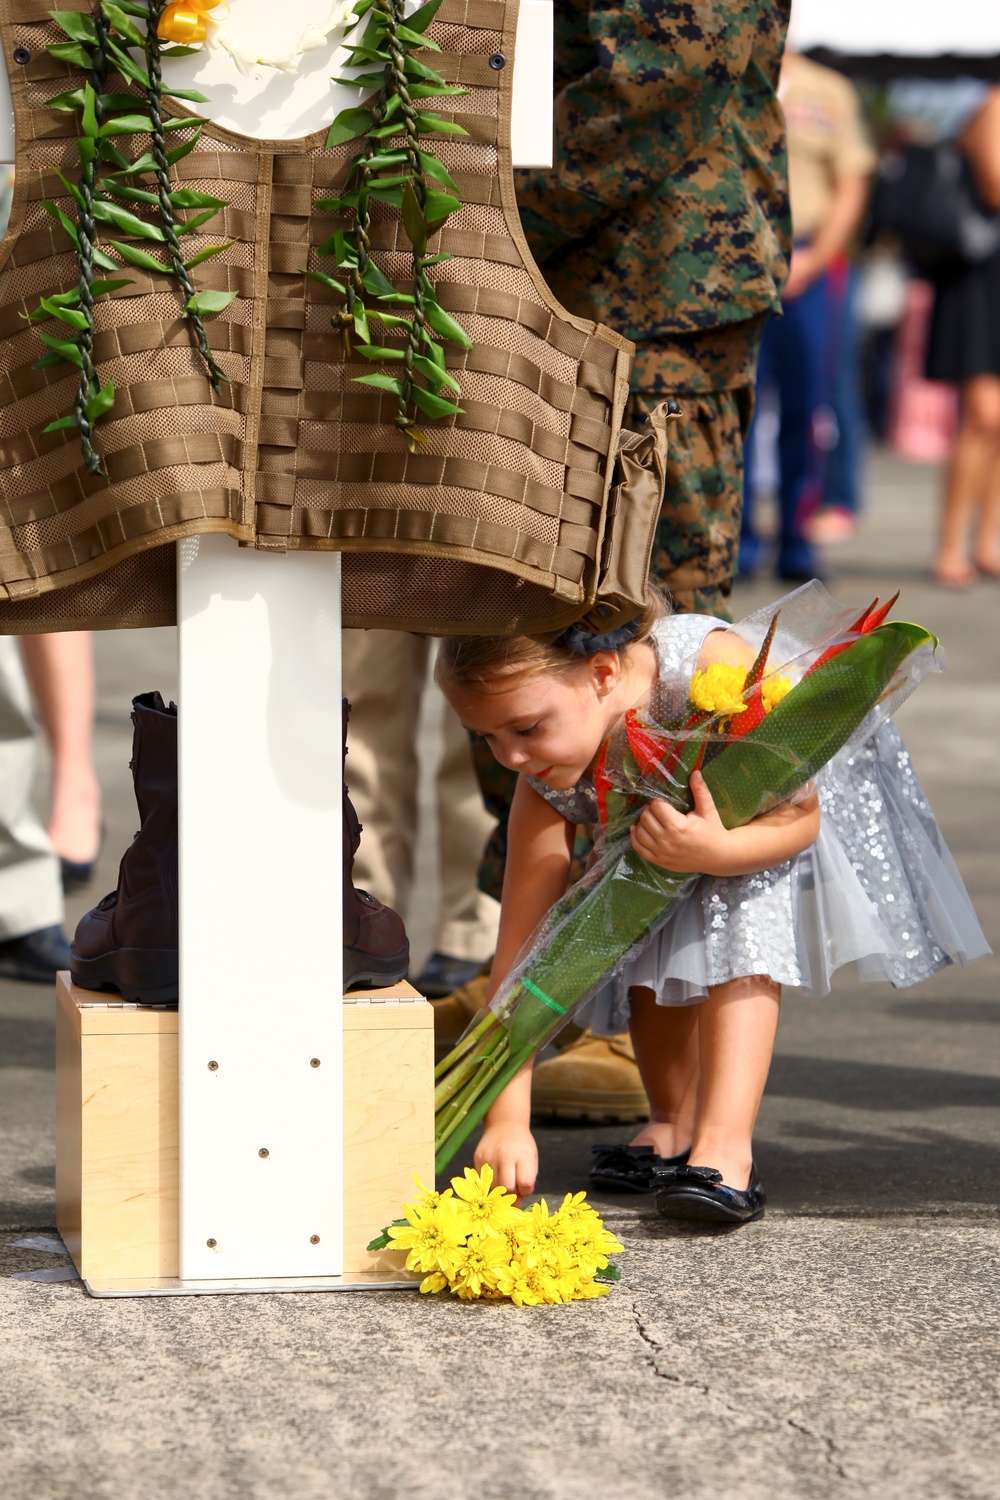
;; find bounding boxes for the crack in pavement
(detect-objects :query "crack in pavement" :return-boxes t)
[629,1296,848,1482]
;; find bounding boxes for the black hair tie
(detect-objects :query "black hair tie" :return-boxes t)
[555,616,642,657]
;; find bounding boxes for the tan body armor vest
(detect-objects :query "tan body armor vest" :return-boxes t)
[0,0,653,635]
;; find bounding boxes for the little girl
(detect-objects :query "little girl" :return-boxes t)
[435,592,988,1226]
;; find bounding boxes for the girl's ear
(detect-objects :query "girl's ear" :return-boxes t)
[588,651,622,698]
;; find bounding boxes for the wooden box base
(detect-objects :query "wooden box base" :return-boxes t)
[55,973,433,1285]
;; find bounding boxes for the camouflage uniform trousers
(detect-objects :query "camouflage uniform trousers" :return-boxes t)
[628,328,762,622]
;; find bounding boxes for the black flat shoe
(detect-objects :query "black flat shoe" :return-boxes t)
[654,1162,766,1225]
[60,856,97,893]
[0,924,72,984]
[590,1142,691,1195]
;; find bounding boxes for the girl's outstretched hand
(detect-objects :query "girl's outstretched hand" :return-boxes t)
[474,1121,539,1203]
[630,770,732,875]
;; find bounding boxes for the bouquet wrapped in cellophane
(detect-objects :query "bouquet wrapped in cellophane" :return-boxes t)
[434,583,939,1171]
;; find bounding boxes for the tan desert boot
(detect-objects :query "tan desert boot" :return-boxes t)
[531,1030,650,1123]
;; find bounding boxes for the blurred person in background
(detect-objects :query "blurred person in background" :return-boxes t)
[342,632,500,999]
[20,632,101,889]
[0,638,72,983]
[741,45,875,580]
[923,86,1000,586]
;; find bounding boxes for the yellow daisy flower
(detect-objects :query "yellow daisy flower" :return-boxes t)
[449,1163,521,1238]
[570,1279,611,1299]
[450,1229,510,1299]
[411,1174,454,1212]
[387,1200,468,1277]
[517,1197,576,1269]
[496,1254,567,1307]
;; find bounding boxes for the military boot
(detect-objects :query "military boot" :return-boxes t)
[343,700,409,989]
[71,692,178,1003]
[531,1030,649,1123]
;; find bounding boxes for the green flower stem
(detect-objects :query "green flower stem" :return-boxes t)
[433,1006,500,1082]
[73,12,112,476]
[434,1040,511,1167]
[433,622,935,1170]
[432,1018,507,1111]
[144,0,223,389]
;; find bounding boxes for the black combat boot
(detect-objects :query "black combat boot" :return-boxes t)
[71,692,178,1003]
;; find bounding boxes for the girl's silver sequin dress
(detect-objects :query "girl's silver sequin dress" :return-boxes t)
[527,615,989,1032]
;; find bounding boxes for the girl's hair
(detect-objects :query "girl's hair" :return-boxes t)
[435,584,669,692]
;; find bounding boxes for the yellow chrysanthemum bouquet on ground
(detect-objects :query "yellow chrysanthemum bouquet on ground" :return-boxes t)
[368,1166,624,1305]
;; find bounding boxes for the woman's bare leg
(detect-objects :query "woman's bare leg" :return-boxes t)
[19,632,100,865]
[973,446,1000,575]
[627,986,699,1158]
[936,375,1000,585]
[687,974,781,1191]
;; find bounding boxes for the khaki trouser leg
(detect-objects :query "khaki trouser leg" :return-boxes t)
[435,701,499,963]
[342,631,498,961]
[342,629,425,914]
[0,638,63,940]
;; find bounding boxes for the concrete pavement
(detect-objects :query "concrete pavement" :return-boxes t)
[1,450,998,1499]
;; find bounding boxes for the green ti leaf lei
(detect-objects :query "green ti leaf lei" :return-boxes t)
[31,1,233,476]
[312,0,472,453]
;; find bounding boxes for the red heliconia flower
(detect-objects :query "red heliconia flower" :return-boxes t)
[593,740,612,826]
[624,709,686,783]
[806,591,900,676]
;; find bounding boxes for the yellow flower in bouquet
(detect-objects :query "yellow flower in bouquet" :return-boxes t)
[761,674,792,713]
[516,1198,575,1270]
[369,1167,624,1306]
[451,1230,512,1300]
[689,662,792,721]
[689,661,749,718]
[449,1163,522,1238]
[386,1198,468,1278]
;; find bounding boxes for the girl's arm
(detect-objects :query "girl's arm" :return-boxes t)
[631,770,820,877]
[474,776,574,1198]
[631,623,820,876]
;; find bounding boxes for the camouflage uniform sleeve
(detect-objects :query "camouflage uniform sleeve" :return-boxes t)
[519,0,763,262]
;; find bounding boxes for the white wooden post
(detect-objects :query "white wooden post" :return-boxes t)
[0,0,552,1293]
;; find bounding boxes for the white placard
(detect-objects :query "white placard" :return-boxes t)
[0,1,552,162]
[177,538,344,1281]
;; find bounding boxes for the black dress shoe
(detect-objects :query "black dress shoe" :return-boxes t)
[590,1142,691,1195]
[654,1162,766,1225]
[0,924,73,984]
[414,951,486,999]
[60,856,97,894]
